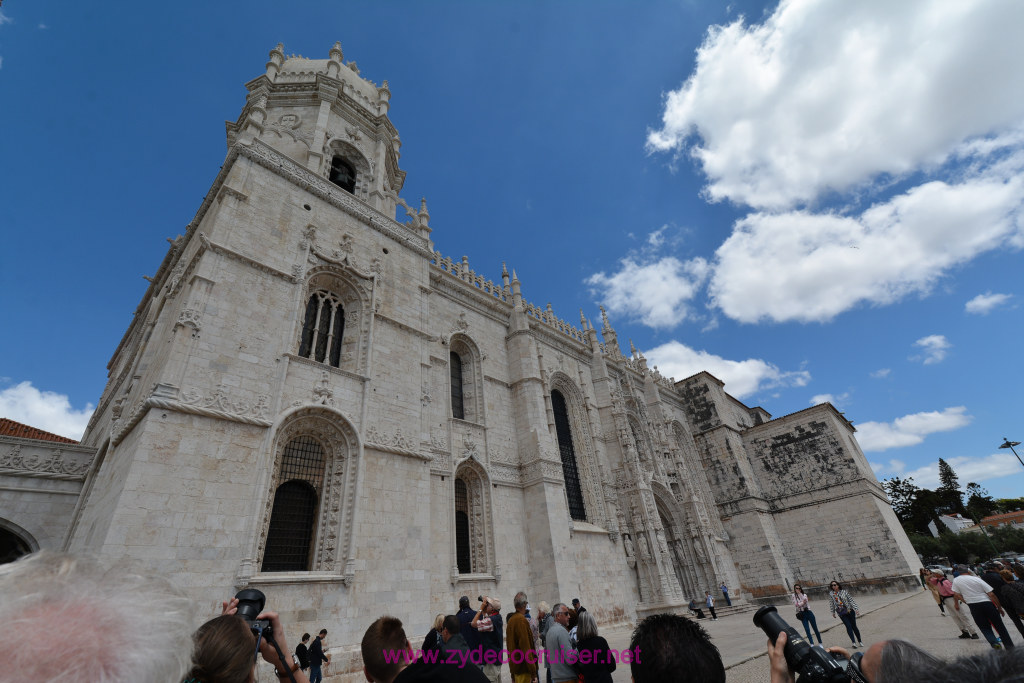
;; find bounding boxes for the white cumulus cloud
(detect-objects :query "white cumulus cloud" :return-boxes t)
[644,340,810,398]
[965,291,1013,314]
[707,176,1024,323]
[870,368,891,379]
[856,406,971,452]
[912,334,951,365]
[872,453,1020,489]
[647,0,1024,210]
[0,381,94,441]
[810,392,849,407]
[587,256,709,328]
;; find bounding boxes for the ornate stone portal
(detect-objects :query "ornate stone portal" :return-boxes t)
[0,43,920,678]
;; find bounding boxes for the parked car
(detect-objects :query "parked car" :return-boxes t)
[926,563,953,575]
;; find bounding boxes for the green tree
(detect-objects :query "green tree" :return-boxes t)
[936,458,966,514]
[882,476,920,524]
[965,482,997,523]
[994,498,1024,514]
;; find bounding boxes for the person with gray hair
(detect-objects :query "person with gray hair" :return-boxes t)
[574,611,615,683]
[545,603,578,683]
[929,647,1024,682]
[1,550,195,682]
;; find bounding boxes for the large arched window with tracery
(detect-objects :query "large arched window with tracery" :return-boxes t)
[298,290,345,367]
[551,389,587,521]
[262,435,326,571]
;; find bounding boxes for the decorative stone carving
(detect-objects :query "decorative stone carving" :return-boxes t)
[176,308,202,332]
[0,443,93,478]
[181,385,270,421]
[312,371,335,406]
[366,425,419,455]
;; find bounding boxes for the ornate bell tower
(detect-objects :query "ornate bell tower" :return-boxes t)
[226,42,406,215]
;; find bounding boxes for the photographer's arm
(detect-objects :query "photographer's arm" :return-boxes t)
[257,610,310,682]
[767,631,795,683]
[472,603,485,627]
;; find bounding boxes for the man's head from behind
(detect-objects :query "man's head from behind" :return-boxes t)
[362,615,413,683]
[514,591,528,613]
[629,613,724,683]
[442,614,460,642]
[1,550,195,682]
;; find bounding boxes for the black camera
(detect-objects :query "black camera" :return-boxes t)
[753,605,848,683]
[235,588,273,639]
[478,596,485,603]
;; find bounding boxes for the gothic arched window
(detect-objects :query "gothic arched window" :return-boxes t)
[262,435,326,572]
[551,389,587,521]
[450,351,465,419]
[454,478,471,573]
[298,290,345,367]
[329,156,356,193]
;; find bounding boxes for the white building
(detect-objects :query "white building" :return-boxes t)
[1,43,920,679]
[928,513,977,537]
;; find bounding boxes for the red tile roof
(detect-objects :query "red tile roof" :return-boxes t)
[0,418,79,444]
[981,510,1024,525]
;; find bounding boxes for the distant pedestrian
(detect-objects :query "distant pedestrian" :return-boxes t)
[827,581,863,648]
[981,564,1024,640]
[951,566,1015,650]
[720,583,732,606]
[572,598,586,616]
[791,584,822,645]
[931,571,978,640]
[295,632,311,671]
[705,591,718,620]
[925,570,947,615]
[309,628,330,683]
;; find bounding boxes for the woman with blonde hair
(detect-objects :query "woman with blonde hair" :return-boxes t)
[421,613,445,651]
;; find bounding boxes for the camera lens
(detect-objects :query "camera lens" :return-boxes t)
[235,589,266,623]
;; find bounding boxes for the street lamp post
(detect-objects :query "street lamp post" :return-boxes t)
[1000,438,1023,469]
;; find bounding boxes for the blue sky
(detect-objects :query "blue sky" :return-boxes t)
[1,0,1022,500]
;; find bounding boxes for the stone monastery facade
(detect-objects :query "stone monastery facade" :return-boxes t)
[7,43,921,674]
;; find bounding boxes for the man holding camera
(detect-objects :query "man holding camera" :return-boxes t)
[309,628,331,683]
[472,596,504,683]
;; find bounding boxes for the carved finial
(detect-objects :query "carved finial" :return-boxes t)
[580,309,587,327]
[630,339,638,356]
[600,305,612,331]
[501,263,510,288]
[347,60,360,75]
[378,80,391,111]
[330,41,343,61]
[266,43,285,81]
[511,268,519,283]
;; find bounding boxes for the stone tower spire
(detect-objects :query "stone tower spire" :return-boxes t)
[226,42,406,216]
[599,306,623,357]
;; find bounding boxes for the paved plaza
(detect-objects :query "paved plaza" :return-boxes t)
[495,587,1013,682]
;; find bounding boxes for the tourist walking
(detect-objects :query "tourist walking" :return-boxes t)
[924,568,946,615]
[308,628,330,683]
[931,571,979,640]
[574,612,616,683]
[721,582,732,606]
[951,566,1015,650]
[792,584,823,645]
[827,581,863,648]
[705,591,718,620]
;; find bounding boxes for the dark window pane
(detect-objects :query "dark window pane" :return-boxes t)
[552,390,586,521]
[450,352,465,420]
[262,480,318,572]
[455,511,471,574]
[262,436,326,572]
[329,156,356,193]
[298,294,319,358]
[314,298,329,363]
[329,304,345,367]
